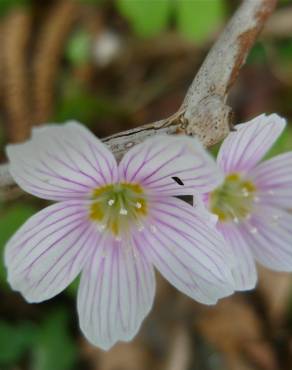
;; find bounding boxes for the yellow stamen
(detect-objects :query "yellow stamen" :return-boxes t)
[210,172,256,223]
[89,182,148,236]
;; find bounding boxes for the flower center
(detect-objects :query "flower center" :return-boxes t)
[89,183,147,236]
[209,173,256,223]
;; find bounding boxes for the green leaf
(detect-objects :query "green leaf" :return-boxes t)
[247,42,267,65]
[32,309,77,370]
[209,141,221,158]
[0,203,38,285]
[0,321,36,364]
[66,30,92,66]
[176,0,224,43]
[66,276,80,297]
[55,86,102,123]
[277,39,292,61]
[55,79,129,125]
[0,0,30,17]
[117,0,171,38]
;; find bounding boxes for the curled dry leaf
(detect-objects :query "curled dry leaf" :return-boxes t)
[99,341,152,370]
[80,338,152,370]
[196,296,279,370]
[196,297,262,353]
[257,265,292,326]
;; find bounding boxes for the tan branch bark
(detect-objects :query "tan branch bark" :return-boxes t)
[0,0,277,200]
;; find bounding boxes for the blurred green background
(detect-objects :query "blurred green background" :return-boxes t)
[1,0,292,369]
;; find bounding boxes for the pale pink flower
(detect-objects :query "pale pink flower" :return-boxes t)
[206,114,292,290]
[5,122,235,350]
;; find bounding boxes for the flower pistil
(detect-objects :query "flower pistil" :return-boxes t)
[90,183,147,236]
[210,173,256,223]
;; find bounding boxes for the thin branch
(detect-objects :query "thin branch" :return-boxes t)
[0,0,277,200]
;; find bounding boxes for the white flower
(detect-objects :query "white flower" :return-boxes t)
[205,114,292,290]
[5,122,235,350]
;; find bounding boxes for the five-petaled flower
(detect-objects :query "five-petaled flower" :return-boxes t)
[5,122,235,350]
[206,114,292,290]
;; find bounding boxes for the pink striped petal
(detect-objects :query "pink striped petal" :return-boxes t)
[217,114,286,174]
[140,197,235,304]
[5,200,95,302]
[77,234,155,350]
[119,135,223,196]
[249,152,292,209]
[217,223,257,291]
[6,122,118,201]
[239,206,292,272]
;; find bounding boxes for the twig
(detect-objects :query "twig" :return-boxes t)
[0,0,277,200]
[103,0,277,158]
[163,324,191,370]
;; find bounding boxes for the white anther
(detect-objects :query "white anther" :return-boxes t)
[115,236,122,241]
[120,208,128,215]
[108,199,115,206]
[271,214,281,226]
[150,225,157,233]
[242,190,249,197]
[97,224,106,233]
[233,217,239,224]
[136,202,142,209]
[138,225,144,232]
[268,190,275,195]
[249,227,258,234]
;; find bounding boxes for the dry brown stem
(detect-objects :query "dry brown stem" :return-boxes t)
[33,0,79,124]
[2,8,32,142]
[0,0,277,199]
